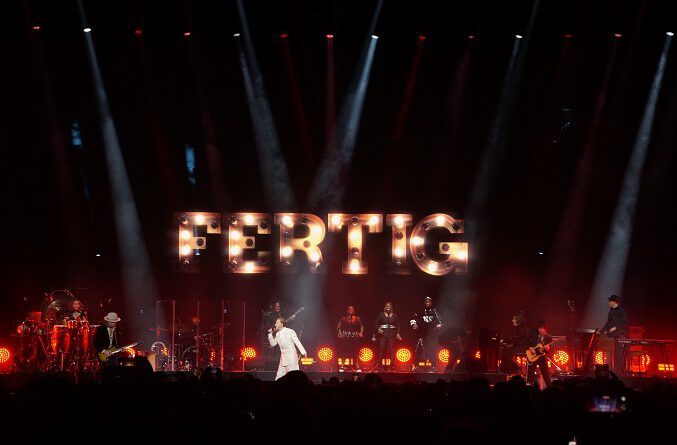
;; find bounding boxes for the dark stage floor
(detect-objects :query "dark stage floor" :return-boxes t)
[1,369,674,391]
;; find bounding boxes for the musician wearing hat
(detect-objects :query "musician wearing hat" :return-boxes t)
[600,294,629,373]
[410,296,443,371]
[94,312,122,364]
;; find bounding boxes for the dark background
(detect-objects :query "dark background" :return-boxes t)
[1,0,677,356]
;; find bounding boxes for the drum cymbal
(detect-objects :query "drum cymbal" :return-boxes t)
[41,290,77,320]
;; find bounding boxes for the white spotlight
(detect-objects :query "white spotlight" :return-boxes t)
[233,33,241,37]
[371,35,379,40]
[83,28,92,33]
[667,32,675,37]
[516,34,523,39]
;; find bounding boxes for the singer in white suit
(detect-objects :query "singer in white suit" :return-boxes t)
[268,317,307,380]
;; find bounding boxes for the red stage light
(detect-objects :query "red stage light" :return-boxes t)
[240,347,257,360]
[359,347,374,363]
[33,25,40,31]
[564,33,573,39]
[595,351,607,365]
[326,34,334,40]
[184,32,191,37]
[318,347,334,362]
[553,350,570,366]
[418,35,427,41]
[134,29,143,36]
[474,350,481,359]
[438,348,450,364]
[468,35,475,40]
[396,347,412,363]
[0,347,11,364]
[614,33,622,38]
[280,33,288,39]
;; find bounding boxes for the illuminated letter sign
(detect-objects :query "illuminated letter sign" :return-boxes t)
[274,213,326,273]
[174,212,467,275]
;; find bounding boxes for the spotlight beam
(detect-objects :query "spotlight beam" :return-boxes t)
[79,1,157,339]
[584,36,672,327]
[235,0,296,210]
[540,43,620,303]
[308,35,379,209]
[440,0,541,327]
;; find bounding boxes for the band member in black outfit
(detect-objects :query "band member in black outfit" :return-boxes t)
[337,306,364,371]
[438,326,471,373]
[600,294,629,374]
[410,296,443,371]
[93,312,121,365]
[264,301,286,329]
[526,321,553,388]
[499,311,528,374]
[374,302,402,370]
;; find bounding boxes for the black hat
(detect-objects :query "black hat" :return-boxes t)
[607,294,621,303]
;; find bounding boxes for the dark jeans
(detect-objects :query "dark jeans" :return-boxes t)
[338,337,360,367]
[527,356,552,387]
[415,334,436,366]
[500,347,521,374]
[378,336,395,369]
[613,338,626,374]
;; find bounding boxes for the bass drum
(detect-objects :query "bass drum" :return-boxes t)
[179,346,197,371]
[179,345,216,370]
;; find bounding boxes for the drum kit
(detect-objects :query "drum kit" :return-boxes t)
[152,322,222,371]
[14,290,101,372]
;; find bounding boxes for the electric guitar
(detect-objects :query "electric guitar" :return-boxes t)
[285,307,305,323]
[98,340,144,362]
[525,342,551,363]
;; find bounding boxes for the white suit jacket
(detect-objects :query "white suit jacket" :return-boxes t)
[268,327,306,367]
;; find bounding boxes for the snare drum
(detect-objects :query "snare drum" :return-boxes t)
[51,325,71,354]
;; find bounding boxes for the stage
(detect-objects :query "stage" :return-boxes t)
[1,369,674,391]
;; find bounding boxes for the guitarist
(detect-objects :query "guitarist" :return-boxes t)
[94,312,122,365]
[526,321,553,388]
